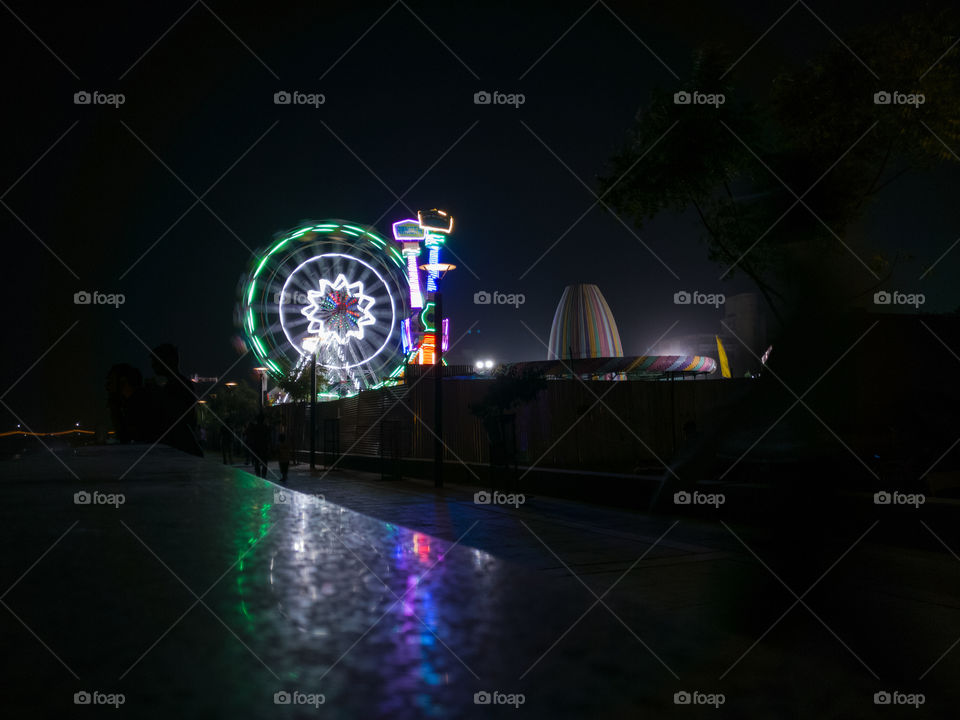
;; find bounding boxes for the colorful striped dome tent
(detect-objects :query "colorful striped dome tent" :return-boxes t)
[621,355,716,374]
[547,284,623,360]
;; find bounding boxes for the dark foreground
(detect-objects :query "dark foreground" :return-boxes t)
[1,443,958,718]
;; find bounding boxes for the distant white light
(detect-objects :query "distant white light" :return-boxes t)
[484,360,494,369]
[475,361,483,371]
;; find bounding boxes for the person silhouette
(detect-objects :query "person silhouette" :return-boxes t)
[219,423,234,464]
[147,343,203,457]
[248,414,270,478]
[276,433,291,482]
[105,363,149,443]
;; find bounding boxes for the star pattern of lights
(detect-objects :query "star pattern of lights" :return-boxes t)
[301,274,375,345]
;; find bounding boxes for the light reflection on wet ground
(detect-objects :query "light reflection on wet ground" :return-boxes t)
[247,493,507,717]
[2,445,960,718]
[2,446,666,718]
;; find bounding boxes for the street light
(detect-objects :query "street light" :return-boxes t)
[253,367,267,410]
[419,262,456,488]
[474,359,495,373]
[309,342,319,471]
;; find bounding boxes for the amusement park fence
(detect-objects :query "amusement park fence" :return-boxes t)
[269,371,747,489]
[260,314,960,500]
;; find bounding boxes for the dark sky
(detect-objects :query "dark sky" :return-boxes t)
[1,0,957,429]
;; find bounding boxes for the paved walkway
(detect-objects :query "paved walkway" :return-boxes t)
[1,445,958,718]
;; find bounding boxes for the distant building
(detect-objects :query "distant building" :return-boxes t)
[547,284,624,360]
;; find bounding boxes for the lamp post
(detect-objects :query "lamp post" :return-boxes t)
[310,350,317,471]
[420,262,456,488]
[253,367,267,410]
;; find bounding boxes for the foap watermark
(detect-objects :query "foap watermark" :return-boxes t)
[74,90,125,108]
[474,490,525,508]
[674,690,725,708]
[874,490,925,509]
[674,490,725,509]
[474,290,525,308]
[673,90,725,108]
[474,90,525,108]
[873,290,924,308]
[874,690,925,708]
[74,690,125,708]
[274,489,324,506]
[674,290,725,308]
[273,690,325,707]
[274,90,325,108]
[473,690,525,708]
[74,290,125,308]
[274,290,310,305]
[74,490,125,508]
[873,91,925,108]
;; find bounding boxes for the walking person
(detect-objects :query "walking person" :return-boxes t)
[276,433,291,482]
[219,424,233,465]
[248,414,270,479]
[242,423,251,465]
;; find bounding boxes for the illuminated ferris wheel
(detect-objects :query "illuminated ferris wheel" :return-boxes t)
[237,220,411,395]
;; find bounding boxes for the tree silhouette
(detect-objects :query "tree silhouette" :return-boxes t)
[599,8,960,327]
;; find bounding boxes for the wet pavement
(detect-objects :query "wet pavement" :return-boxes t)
[1,444,960,718]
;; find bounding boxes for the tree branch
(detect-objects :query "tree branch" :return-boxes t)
[689,195,785,325]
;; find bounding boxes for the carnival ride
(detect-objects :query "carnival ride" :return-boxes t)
[237,212,453,398]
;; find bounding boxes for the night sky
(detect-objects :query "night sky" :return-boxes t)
[2,0,957,429]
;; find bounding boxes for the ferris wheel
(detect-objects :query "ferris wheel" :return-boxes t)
[237,220,411,395]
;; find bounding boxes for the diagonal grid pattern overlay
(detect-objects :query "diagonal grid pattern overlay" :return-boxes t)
[2,0,958,716]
